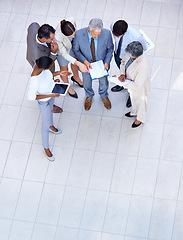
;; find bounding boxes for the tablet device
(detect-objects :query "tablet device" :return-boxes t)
[52,83,70,96]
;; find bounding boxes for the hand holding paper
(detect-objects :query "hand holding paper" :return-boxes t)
[108,76,131,86]
[89,60,109,80]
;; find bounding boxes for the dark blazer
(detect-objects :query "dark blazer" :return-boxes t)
[26,22,57,70]
[73,27,114,66]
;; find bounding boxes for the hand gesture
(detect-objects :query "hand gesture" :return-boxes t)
[83,60,92,71]
[104,63,108,70]
[54,79,60,82]
[60,71,72,77]
[51,42,58,53]
[118,74,125,82]
[78,62,88,73]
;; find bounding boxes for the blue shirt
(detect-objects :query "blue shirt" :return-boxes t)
[88,30,98,58]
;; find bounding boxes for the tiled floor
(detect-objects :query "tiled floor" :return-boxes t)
[0,0,183,239]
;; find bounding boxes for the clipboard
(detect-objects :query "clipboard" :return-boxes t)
[89,60,109,80]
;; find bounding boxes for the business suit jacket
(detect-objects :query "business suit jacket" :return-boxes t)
[55,17,76,65]
[26,22,57,71]
[120,52,151,123]
[72,27,114,65]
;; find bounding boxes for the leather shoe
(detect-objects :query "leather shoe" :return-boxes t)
[111,85,124,92]
[126,96,132,108]
[132,121,142,128]
[53,105,63,113]
[68,92,78,99]
[102,97,111,109]
[125,112,135,118]
[84,97,92,110]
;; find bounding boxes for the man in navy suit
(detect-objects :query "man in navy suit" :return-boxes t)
[73,18,114,110]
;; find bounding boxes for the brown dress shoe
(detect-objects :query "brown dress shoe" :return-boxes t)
[102,97,111,109]
[84,97,92,110]
[53,104,63,113]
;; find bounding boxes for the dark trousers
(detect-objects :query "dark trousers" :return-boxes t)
[114,52,121,69]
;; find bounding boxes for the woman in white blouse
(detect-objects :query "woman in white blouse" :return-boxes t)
[28,56,71,161]
[55,17,87,98]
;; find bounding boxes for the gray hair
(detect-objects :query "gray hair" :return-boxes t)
[89,18,103,31]
[125,41,143,58]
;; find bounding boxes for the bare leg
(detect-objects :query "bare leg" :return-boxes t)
[71,64,83,85]
[60,65,75,95]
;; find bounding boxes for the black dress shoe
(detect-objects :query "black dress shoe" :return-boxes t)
[111,85,124,92]
[125,112,135,118]
[68,92,78,99]
[132,121,142,128]
[126,96,132,108]
[71,76,83,88]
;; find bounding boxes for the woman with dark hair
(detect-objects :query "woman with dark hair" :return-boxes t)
[118,41,151,128]
[55,17,87,98]
[28,56,71,161]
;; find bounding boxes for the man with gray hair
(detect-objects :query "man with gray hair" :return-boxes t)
[73,18,114,110]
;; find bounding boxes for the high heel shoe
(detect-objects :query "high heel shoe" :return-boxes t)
[71,76,83,88]
[68,92,78,99]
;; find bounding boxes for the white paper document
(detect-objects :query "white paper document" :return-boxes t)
[108,76,131,86]
[139,29,155,51]
[89,60,109,80]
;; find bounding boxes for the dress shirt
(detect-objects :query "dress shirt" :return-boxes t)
[28,69,55,102]
[87,30,98,58]
[110,23,147,59]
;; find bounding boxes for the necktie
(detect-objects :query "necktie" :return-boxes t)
[90,38,96,62]
[116,36,123,58]
[46,43,51,49]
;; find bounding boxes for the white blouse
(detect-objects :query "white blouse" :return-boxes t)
[28,69,55,102]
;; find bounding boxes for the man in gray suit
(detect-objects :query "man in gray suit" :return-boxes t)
[73,18,114,110]
[26,22,62,113]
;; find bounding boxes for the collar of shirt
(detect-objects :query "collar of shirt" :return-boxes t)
[87,30,98,56]
[36,34,48,47]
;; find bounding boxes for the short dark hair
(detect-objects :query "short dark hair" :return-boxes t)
[60,20,75,36]
[113,20,128,37]
[38,24,55,39]
[125,41,143,58]
[36,56,53,69]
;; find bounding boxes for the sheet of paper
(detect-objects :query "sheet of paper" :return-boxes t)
[139,29,155,51]
[89,60,109,80]
[108,76,131,86]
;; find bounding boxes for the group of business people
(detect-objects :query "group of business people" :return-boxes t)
[27,17,151,161]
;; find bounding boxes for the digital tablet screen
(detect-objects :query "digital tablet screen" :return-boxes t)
[52,83,69,95]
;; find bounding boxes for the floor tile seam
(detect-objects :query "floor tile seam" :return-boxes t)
[52,101,85,239]
[69,96,108,239]
[54,6,92,240]
[100,119,131,237]
[28,159,53,240]
[147,56,174,239]
[172,6,182,60]
[99,117,127,236]
[170,156,183,239]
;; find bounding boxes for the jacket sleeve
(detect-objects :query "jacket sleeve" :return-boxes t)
[55,39,76,64]
[124,63,150,93]
[103,31,114,65]
[72,32,87,63]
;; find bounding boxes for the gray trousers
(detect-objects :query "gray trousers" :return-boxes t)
[38,97,54,149]
[82,72,109,99]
